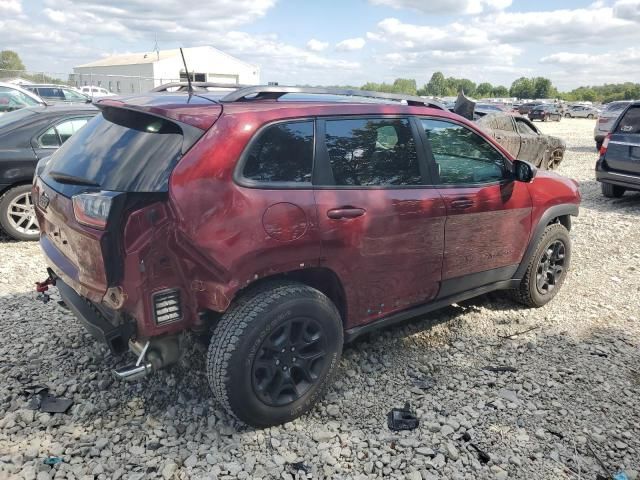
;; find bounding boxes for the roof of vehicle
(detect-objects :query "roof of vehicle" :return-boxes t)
[24,84,77,88]
[96,86,458,131]
[0,104,98,137]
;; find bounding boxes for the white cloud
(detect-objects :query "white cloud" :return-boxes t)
[306,39,329,52]
[613,0,640,21]
[540,48,640,88]
[476,5,637,44]
[0,0,21,14]
[372,18,521,61]
[335,37,366,51]
[369,0,511,15]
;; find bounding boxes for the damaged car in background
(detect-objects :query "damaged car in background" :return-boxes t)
[454,93,566,170]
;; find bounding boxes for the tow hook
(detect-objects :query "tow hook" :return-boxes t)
[35,275,56,303]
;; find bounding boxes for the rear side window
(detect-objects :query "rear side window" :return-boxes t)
[44,107,186,193]
[616,106,640,134]
[324,118,422,186]
[242,121,314,184]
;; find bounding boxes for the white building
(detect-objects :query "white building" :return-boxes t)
[72,46,260,94]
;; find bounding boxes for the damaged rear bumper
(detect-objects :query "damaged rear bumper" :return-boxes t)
[55,277,135,355]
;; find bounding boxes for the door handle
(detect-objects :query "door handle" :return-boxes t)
[327,207,366,219]
[450,198,474,210]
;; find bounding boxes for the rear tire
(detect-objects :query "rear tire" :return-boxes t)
[601,183,625,198]
[0,184,39,241]
[207,281,343,427]
[511,223,571,308]
[587,114,594,119]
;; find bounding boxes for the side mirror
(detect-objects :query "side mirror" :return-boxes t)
[514,160,536,183]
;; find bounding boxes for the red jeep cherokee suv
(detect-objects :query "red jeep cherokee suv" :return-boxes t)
[33,86,580,427]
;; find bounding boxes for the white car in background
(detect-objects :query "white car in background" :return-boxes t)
[0,82,46,115]
[79,86,115,98]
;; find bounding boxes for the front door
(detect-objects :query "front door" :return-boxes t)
[313,117,447,327]
[418,118,533,297]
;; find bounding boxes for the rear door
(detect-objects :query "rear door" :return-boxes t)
[605,105,640,174]
[313,116,446,327]
[418,117,532,296]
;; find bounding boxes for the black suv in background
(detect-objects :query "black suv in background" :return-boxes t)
[0,104,97,240]
[597,101,640,198]
[23,84,91,104]
[529,105,562,122]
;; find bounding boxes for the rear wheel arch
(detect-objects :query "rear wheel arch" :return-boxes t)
[229,267,348,326]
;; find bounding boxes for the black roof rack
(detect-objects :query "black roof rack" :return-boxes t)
[219,85,446,110]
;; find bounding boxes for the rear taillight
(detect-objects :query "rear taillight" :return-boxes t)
[600,134,611,156]
[72,192,117,229]
[598,118,609,124]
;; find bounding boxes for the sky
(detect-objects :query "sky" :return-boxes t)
[2,0,640,90]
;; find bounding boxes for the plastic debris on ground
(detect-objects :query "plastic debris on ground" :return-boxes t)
[387,402,419,431]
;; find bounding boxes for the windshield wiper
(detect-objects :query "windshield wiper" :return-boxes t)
[49,171,100,187]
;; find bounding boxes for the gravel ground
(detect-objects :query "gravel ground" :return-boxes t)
[1,118,639,480]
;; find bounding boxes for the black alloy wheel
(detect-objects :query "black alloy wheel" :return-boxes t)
[536,240,566,295]
[252,317,327,407]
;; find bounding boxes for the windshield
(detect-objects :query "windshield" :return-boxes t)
[43,107,186,195]
[0,86,41,112]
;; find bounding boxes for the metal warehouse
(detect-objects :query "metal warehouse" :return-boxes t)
[71,45,260,94]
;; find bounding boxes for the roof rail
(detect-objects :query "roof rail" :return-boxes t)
[219,85,446,110]
[150,82,248,92]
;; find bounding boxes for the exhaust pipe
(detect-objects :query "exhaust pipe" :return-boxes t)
[112,337,180,382]
[112,362,153,381]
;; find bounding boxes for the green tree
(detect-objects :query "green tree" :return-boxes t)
[476,82,494,97]
[532,77,556,99]
[510,77,535,99]
[0,50,25,78]
[392,78,417,95]
[425,72,447,97]
[491,86,510,97]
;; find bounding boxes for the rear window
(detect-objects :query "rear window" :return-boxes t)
[606,102,631,113]
[43,107,186,193]
[616,106,640,134]
[242,121,314,184]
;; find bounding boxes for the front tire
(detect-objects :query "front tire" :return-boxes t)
[207,281,343,427]
[601,183,625,198]
[511,223,571,308]
[0,184,40,241]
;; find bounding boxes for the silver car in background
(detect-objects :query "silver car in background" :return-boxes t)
[595,101,633,150]
[566,105,600,119]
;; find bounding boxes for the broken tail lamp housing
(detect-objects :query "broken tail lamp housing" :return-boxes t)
[152,289,182,325]
[72,191,120,229]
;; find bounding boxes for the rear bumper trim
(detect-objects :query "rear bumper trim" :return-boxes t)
[596,168,640,190]
[56,278,134,354]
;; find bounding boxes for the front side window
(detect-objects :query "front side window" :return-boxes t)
[421,119,507,185]
[324,118,421,186]
[242,121,314,184]
[63,89,89,101]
